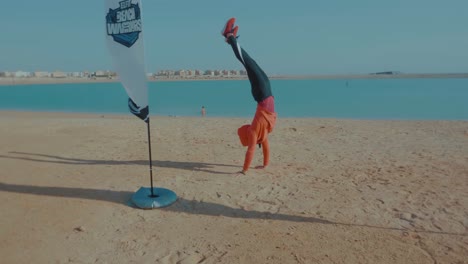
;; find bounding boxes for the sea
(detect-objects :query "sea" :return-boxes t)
[0,78,467,120]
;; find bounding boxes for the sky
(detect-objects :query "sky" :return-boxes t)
[1,0,467,75]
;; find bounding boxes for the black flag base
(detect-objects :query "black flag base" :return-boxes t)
[130,187,177,209]
[126,108,174,209]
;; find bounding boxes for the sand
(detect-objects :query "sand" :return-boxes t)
[0,111,467,263]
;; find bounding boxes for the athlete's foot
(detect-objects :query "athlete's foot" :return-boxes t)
[225,26,239,44]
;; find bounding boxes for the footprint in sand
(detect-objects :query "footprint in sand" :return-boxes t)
[399,212,418,223]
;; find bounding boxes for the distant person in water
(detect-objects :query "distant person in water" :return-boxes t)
[201,106,206,117]
[221,18,277,175]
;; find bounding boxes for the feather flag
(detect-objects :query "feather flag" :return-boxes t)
[105,0,149,122]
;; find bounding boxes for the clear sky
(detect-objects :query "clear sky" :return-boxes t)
[1,0,467,75]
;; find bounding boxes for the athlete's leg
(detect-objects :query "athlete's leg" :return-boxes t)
[227,36,272,103]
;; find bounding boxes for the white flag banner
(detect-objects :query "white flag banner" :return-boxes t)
[105,0,149,122]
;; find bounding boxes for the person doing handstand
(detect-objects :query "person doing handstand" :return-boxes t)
[221,18,277,175]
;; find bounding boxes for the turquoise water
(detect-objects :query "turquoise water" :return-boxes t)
[0,79,467,120]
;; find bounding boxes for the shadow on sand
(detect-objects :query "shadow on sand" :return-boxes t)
[0,151,238,175]
[0,182,466,237]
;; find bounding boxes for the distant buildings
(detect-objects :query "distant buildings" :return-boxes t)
[0,71,31,80]
[94,71,107,77]
[204,70,214,77]
[34,71,50,78]
[70,72,85,78]
[51,71,67,78]
[153,68,248,79]
[0,72,13,77]
[0,68,250,80]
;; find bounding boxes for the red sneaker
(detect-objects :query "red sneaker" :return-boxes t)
[231,26,238,38]
[221,17,236,38]
[225,26,239,43]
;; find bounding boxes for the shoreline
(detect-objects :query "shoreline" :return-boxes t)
[1,73,467,86]
[0,109,468,123]
[2,110,468,122]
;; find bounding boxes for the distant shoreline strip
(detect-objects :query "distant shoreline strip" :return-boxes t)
[1,73,467,86]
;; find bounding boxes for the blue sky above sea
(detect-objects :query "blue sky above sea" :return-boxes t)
[1,0,467,75]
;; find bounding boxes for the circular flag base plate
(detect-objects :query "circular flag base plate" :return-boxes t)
[130,187,177,209]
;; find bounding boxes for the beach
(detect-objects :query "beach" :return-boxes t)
[0,111,467,263]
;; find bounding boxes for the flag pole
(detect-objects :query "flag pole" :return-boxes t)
[146,118,156,197]
[106,0,176,209]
